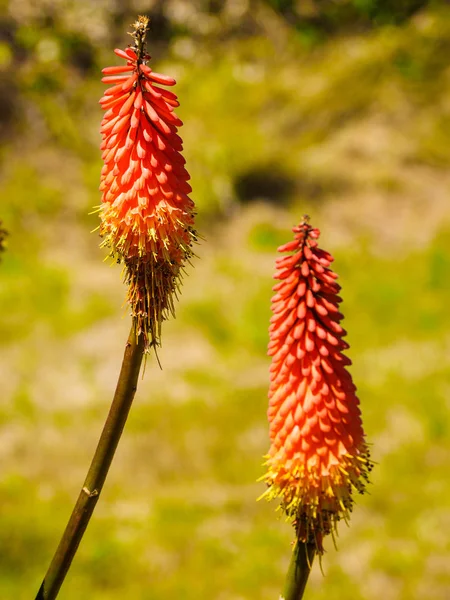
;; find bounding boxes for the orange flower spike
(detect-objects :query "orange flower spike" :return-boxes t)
[262,216,373,554]
[98,16,196,348]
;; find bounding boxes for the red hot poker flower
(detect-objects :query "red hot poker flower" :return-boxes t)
[98,16,196,348]
[261,217,373,554]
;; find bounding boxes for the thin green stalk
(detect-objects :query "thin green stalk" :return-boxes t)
[35,320,145,600]
[281,541,316,600]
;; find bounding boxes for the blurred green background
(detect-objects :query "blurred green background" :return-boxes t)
[1,0,450,598]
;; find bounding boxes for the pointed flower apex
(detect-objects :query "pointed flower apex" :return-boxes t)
[261,217,373,554]
[98,17,196,348]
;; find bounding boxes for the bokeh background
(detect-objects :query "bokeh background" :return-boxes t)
[1,0,450,598]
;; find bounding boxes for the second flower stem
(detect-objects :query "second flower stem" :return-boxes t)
[282,540,316,600]
[35,320,145,600]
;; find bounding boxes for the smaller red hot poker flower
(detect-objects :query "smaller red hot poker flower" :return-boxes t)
[98,16,196,348]
[261,217,373,554]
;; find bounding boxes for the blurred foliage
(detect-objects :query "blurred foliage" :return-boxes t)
[0,220,7,257]
[268,0,434,34]
[3,0,450,219]
[1,1,450,599]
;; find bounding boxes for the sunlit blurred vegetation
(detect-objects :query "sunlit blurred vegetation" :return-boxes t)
[1,1,450,598]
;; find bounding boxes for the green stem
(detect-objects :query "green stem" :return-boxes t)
[281,541,316,600]
[35,320,145,600]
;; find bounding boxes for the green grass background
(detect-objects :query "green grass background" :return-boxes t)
[1,1,449,598]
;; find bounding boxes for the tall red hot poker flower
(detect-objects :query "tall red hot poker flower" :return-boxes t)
[261,217,373,554]
[99,16,196,348]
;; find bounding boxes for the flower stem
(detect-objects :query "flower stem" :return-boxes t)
[281,541,315,600]
[35,320,145,600]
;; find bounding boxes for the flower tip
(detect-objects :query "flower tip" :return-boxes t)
[128,15,151,54]
[134,14,150,29]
